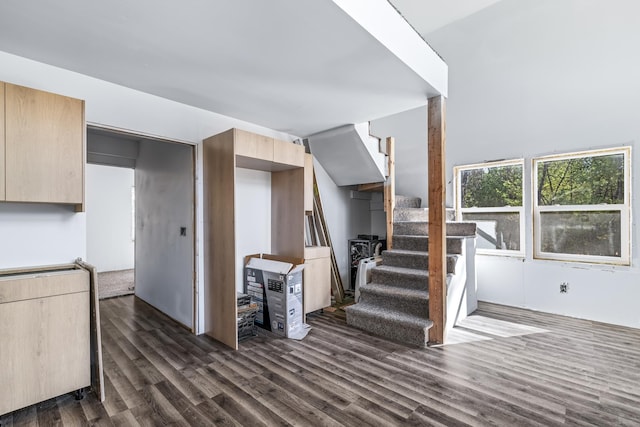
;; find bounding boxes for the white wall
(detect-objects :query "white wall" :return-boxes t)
[0,203,85,269]
[313,159,372,287]
[135,140,194,328]
[423,0,640,328]
[370,105,429,205]
[235,168,272,292]
[85,164,134,272]
[0,51,295,334]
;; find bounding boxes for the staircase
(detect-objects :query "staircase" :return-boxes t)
[345,201,477,347]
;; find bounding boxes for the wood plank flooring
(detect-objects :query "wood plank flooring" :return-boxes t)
[2,296,640,426]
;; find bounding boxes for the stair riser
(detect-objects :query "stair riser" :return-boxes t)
[358,289,429,318]
[394,208,456,222]
[371,269,429,291]
[346,308,429,348]
[392,236,463,254]
[382,251,458,273]
[393,221,477,237]
[395,196,421,208]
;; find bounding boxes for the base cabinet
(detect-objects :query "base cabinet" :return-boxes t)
[0,268,90,416]
[304,246,331,316]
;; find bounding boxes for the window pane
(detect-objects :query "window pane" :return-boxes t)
[540,211,621,257]
[462,212,521,251]
[537,153,624,206]
[460,164,523,208]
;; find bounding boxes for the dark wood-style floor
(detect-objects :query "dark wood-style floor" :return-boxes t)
[2,296,640,426]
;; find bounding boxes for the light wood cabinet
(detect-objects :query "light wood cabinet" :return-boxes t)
[234,128,273,162]
[304,153,313,213]
[2,82,85,210]
[273,138,305,167]
[0,83,5,201]
[303,246,331,317]
[203,128,307,350]
[0,268,91,416]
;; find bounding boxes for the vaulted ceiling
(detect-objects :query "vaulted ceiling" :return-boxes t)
[0,1,497,136]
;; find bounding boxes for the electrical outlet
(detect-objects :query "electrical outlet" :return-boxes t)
[560,282,569,293]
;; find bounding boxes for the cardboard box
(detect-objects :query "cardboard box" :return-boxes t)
[244,254,305,338]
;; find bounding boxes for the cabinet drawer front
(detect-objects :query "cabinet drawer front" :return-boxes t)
[0,291,91,415]
[5,83,84,204]
[0,269,89,304]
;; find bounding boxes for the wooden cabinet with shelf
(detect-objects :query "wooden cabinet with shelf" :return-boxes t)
[1,82,85,211]
[203,128,307,350]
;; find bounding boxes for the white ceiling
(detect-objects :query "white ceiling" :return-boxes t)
[0,1,490,137]
[389,0,503,36]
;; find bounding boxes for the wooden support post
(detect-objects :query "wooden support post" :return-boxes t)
[428,96,447,345]
[383,137,395,249]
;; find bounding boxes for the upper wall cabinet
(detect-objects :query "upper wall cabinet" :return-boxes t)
[3,83,85,211]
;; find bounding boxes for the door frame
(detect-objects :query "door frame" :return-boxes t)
[86,123,198,333]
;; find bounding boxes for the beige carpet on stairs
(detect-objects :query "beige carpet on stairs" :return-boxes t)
[98,269,135,299]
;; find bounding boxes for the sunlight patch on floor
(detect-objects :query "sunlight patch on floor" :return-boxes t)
[444,314,549,345]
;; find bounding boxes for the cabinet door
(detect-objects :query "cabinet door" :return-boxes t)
[234,128,273,161]
[5,84,84,205]
[273,138,305,167]
[0,83,5,201]
[0,291,90,415]
[303,247,331,315]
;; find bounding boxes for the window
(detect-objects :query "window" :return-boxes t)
[455,159,524,256]
[533,147,631,265]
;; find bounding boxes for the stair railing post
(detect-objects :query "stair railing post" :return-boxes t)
[428,96,447,345]
[384,137,395,250]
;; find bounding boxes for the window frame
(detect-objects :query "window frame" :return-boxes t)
[454,158,525,257]
[532,147,631,265]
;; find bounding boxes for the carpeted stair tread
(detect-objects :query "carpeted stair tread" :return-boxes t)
[359,282,429,302]
[393,235,463,254]
[345,303,433,347]
[357,283,430,318]
[394,221,477,237]
[394,195,421,208]
[394,207,456,222]
[372,264,453,291]
[373,264,428,281]
[382,249,459,273]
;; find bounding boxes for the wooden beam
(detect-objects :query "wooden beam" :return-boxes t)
[427,96,447,345]
[383,137,395,249]
[357,182,384,193]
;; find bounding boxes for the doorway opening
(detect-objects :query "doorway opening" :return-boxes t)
[86,126,196,331]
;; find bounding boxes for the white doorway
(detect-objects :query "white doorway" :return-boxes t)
[86,164,135,298]
[86,126,196,331]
